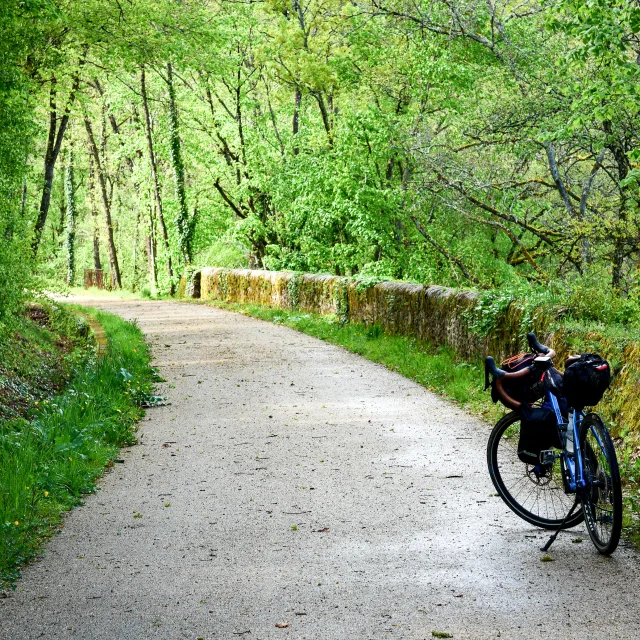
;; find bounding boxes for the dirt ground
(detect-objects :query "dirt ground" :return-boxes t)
[1,297,639,639]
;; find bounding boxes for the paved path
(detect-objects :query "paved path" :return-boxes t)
[2,298,640,639]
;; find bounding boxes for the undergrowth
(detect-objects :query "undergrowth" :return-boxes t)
[0,302,91,420]
[0,306,155,590]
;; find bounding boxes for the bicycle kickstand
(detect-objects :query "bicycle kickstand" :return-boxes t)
[541,497,580,552]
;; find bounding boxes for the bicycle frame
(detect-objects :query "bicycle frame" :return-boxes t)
[548,391,587,493]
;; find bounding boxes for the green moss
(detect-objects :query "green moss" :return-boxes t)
[333,279,349,325]
[218,268,231,300]
[287,272,304,309]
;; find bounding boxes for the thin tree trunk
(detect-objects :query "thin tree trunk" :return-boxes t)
[88,154,102,271]
[166,62,191,267]
[64,150,77,285]
[21,177,27,218]
[603,121,631,290]
[140,66,174,288]
[132,208,140,291]
[84,116,122,289]
[32,56,84,255]
[293,86,302,155]
[311,90,332,146]
[147,192,158,289]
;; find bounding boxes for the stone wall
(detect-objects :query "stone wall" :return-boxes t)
[185,267,528,361]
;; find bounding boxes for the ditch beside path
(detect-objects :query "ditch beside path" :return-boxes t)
[2,297,640,640]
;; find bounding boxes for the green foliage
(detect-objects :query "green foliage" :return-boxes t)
[0,1,42,327]
[466,276,640,345]
[0,303,89,421]
[332,279,350,325]
[3,0,640,366]
[286,272,304,309]
[0,306,154,588]
[465,283,561,341]
[194,240,247,270]
[352,275,392,292]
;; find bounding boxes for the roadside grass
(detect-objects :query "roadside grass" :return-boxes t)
[205,300,640,544]
[0,303,91,421]
[0,306,155,589]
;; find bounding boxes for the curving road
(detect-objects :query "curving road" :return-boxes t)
[1,297,639,639]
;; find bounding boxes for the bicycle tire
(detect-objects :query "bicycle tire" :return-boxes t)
[487,411,584,530]
[579,413,622,555]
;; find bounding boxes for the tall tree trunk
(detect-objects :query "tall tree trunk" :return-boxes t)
[88,154,102,271]
[604,121,632,290]
[32,54,84,255]
[21,177,27,219]
[312,91,333,146]
[132,208,140,291]
[64,150,77,285]
[166,62,192,267]
[84,116,122,289]
[140,66,174,290]
[293,86,302,155]
[147,192,158,289]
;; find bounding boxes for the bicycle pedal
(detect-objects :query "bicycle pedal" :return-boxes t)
[539,450,557,465]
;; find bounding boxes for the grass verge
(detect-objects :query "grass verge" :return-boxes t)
[0,306,155,589]
[204,300,640,544]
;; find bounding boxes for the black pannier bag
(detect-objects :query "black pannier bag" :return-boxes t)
[517,406,563,465]
[516,369,565,465]
[563,353,611,410]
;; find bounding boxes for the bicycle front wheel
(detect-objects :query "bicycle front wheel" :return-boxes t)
[487,411,583,530]
[579,414,622,555]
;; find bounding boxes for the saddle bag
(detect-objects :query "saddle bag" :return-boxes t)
[563,353,611,410]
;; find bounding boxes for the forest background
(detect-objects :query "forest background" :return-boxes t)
[2,0,640,330]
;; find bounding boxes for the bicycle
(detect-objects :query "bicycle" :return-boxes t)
[485,333,622,555]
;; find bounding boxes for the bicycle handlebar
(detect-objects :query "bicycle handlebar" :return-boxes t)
[485,356,505,379]
[527,332,551,356]
[484,333,556,410]
[485,356,534,409]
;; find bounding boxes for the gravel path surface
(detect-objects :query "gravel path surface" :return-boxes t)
[2,297,640,639]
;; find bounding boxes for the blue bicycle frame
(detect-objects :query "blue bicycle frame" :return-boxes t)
[548,391,587,492]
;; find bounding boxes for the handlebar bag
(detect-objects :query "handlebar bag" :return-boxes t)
[517,407,562,465]
[563,354,611,410]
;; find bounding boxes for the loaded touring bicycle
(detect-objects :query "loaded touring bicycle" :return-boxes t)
[484,333,622,554]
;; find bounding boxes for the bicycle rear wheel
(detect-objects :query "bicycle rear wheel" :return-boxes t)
[579,414,622,555]
[487,411,583,529]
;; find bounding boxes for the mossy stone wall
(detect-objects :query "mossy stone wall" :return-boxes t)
[189,268,492,359]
